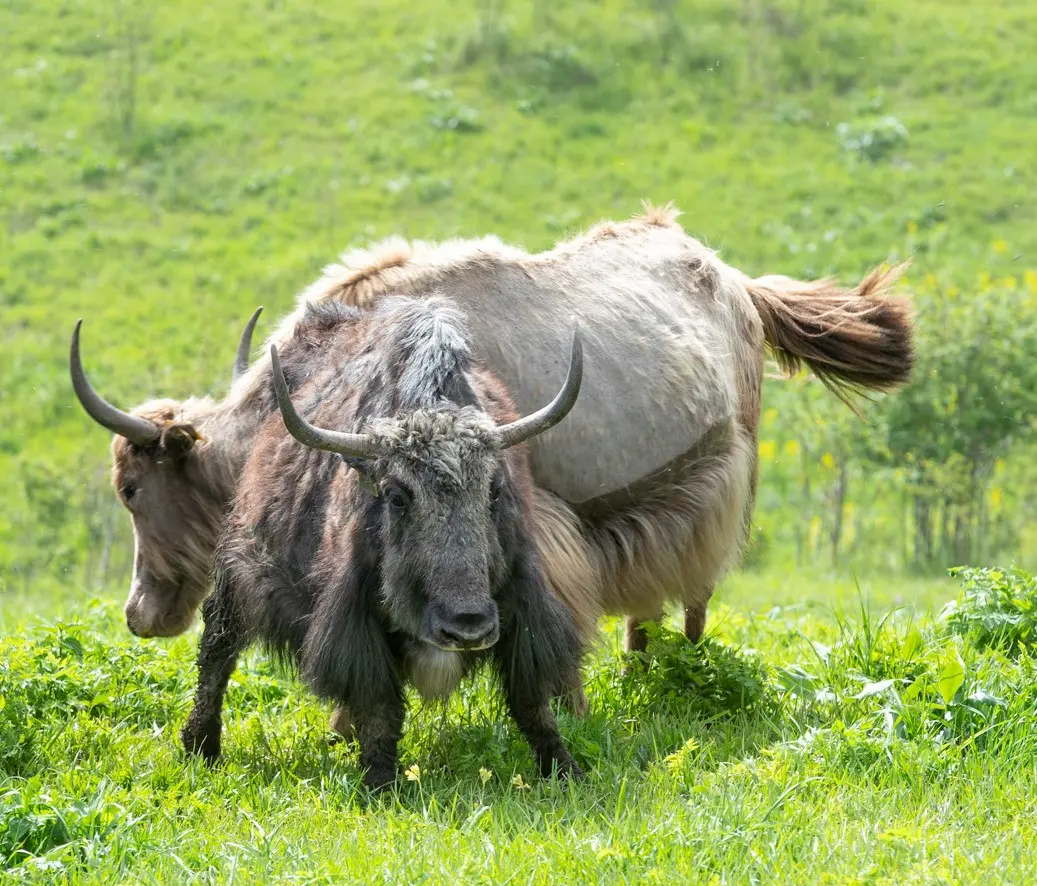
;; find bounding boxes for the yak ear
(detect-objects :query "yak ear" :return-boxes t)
[161,423,201,457]
[340,454,378,495]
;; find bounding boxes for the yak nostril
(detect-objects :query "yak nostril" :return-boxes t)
[436,604,499,649]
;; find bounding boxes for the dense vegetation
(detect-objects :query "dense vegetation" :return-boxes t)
[3,569,1037,880]
[3,0,1036,880]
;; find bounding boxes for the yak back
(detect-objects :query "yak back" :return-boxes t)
[239,207,763,505]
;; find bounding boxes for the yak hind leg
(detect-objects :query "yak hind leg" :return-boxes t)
[327,704,357,745]
[624,611,662,675]
[683,582,716,643]
[683,599,708,643]
[624,612,662,653]
[181,583,249,764]
[556,669,589,719]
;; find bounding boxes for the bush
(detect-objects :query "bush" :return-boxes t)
[836,115,908,162]
[944,565,1037,653]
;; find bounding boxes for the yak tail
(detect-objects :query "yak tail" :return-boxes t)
[745,262,915,406]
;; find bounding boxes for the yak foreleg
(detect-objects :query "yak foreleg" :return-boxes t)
[505,681,583,781]
[352,699,406,793]
[181,581,249,764]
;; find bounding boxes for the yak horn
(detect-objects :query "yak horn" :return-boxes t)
[232,306,263,383]
[269,345,382,459]
[494,319,584,450]
[70,320,161,445]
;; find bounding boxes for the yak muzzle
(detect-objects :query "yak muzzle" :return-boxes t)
[424,599,500,652]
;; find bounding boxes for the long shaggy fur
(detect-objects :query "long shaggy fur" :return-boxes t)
[186,296,585,786]
[108,203,914,680]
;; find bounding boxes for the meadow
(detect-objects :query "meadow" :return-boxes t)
[2,0,1037,881]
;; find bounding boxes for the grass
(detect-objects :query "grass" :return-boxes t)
[4,567,1037,882]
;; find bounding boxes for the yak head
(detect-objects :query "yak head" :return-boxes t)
[269,322,583,652]
[69,309,263,638]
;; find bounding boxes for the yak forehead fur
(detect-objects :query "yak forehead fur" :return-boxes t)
[366,407,499,486]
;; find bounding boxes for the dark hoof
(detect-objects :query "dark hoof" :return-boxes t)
[542,754,584,783]
[181,722,221,764]
[365,771,396,792]
[362,766,398,794]
[560,760,585,781]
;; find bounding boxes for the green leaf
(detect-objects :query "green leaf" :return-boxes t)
[776,665,817,698]
[901,626,922,661]
[937,647,966,705]
[854,679,895,700]
[967,689,1006,707]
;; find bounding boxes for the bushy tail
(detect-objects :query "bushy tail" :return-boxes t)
[745,263,914,404]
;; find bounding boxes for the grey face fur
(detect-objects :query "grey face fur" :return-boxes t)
[355,408,509,652]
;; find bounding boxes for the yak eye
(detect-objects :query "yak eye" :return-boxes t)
[120,483,138,503]
[383,483,411,512]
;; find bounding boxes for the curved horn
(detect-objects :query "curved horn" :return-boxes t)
[70,319,161,445]
[270,344,381,459]
[494,319,584,450]
[232,306,263,383]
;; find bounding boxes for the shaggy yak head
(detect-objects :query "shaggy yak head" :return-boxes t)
[69,309,263,639]
[269,322,583,652]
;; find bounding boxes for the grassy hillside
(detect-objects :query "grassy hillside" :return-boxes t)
[3,0,1037,592]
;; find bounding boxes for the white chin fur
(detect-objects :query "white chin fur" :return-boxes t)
[408,646,465,701]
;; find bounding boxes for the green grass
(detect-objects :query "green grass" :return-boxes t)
[5,568,1037,882]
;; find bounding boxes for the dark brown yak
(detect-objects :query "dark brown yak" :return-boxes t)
[71,205,913,725]
[181,296,586,790]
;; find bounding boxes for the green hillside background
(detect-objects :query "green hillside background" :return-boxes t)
[4,0,1037,605]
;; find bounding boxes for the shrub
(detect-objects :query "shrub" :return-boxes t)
[944,565,1037,653]
[836,115,908,162]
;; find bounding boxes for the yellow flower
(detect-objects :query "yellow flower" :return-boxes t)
[479,767,493,785]
[783,439,800,458]
[759,440,777,461]
[404,764,421,783]
[1025,270,1037,292]
[821,452,836,470]
[511,774,531,791]
[1003,275,1018,290]
[763,407,778,425]
[906,220,918,234]
[992,239,1008,254]
[989,487,1003,509]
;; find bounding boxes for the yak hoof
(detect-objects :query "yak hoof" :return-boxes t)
[362,767,398,794]
[550,755,584,783]
[181,722,221,765]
